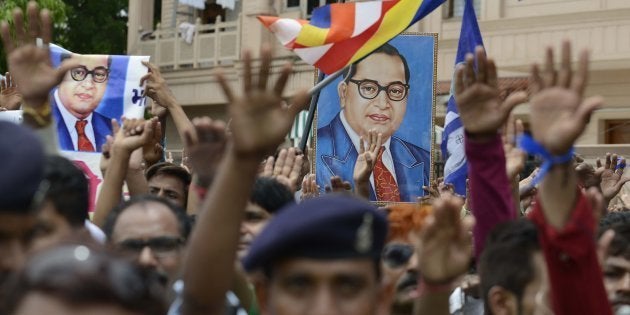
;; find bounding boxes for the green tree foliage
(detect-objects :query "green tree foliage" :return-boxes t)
[0,0,127,71]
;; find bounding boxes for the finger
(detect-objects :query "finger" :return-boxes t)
[505,115,516,146]
[111,119,121,135]
[243,50,252,93]
[375,133,383,152]
[258,45,271,90]
[27,2,40,44]
[282,148,296,177]
[262,156,274,176]
[274,149,287,176]
[596,158,602,169]
[0,22,15,54]
[529,63,542,94]
[359,136,365,154]
[290,155,304,182]
[557,40,572,88]
[0,77,5,91]
[515,119,524,137]
[139,73,152,86]
[343,181,352,191]
[183,128,197,148]
[487,58,498,88]
[611,154,619,171]
[142,60,160,74]
[13,8,26,46]
[501,91,527,116]
[454,65,465,96]
[273,62,292,97]
[571,49,589,96]
[574,95,603,126]
[216,68,235,103]
[39,9,53,45]
[287,90,310,118]
[543,46,556,87]
[56,59,82,85]
[463,53,475,88]
[475,46,487,84]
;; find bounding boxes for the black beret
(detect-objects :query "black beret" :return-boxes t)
[0,121,45,212]
[243,194,387,272]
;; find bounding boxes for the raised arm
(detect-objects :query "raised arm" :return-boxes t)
[182,48,309,315]
[454,46,527,258]
[93,118,156,227]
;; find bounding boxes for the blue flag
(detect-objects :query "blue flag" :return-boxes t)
[441,0,484,196]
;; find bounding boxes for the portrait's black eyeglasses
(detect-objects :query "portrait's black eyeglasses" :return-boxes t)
[382,243,414,268]
[70,66,110,83]
[117,236,184,259]
[347,79,409,102]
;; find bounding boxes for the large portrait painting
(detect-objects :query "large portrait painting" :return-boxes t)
[313,33,437,203]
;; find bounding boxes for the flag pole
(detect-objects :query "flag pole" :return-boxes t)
[298,66,348,152]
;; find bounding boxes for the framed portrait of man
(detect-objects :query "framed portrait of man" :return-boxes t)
[313,33,437,203]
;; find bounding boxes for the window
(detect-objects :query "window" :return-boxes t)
[287,0,300,7]
[605,120,630,144]
[447,0,481,19]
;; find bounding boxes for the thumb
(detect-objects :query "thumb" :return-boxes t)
[55,58,82,84]
[576,96,604,125]
[501,91,528,115]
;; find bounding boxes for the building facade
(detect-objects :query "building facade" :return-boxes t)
[127,0,630,162]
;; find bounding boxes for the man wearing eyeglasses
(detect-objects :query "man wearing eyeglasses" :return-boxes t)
[317,43,430,202]
[52,53,112,152]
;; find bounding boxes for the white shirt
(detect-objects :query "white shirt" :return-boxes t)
[339,111,398,191]
[54,89,96,150]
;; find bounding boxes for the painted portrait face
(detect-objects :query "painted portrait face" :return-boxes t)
[338,52,409,141]
[58,54,109,120]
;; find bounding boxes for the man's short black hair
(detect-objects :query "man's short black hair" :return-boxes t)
[250,177,294,215]
[102,195,191,241]
[43,156,89,227]
[479,219,540,314]
[342,43,410,84]
[60,52,113,69]
[600,212,630,260]
[145,162,191,189]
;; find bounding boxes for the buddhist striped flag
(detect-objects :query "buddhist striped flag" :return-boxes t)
[258,0,445,74]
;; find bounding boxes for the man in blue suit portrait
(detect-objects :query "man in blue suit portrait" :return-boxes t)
[52,53,112,152]
[316,43,430,202]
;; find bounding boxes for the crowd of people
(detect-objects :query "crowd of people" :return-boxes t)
[2,2,630,315]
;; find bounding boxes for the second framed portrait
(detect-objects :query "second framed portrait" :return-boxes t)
[313,33,437,203]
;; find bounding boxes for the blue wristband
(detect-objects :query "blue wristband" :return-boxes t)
[518,134,574,188]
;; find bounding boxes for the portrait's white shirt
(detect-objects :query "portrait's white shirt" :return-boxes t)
[55,89,96,151]
[340,111,398,190]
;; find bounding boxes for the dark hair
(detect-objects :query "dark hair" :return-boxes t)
[479,219,540,314]
[145,162,191,198]
[250,177,295,215]
[60,52,113,69]
[44,156,89,227]
[342,43,410,84]
[600,212,630,260]
[103,195,191,241]
[2,244,167,315]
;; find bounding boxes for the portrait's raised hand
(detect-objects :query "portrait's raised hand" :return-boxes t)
[353,129,382,198]
[183,116,228,187]
[0,72,23,110]
[262,147,304,192]
[454,46,527,139]
[217,47,310,159]
[598,153,630,205]
[418,193,474,284]
[529,41,603,155]
[325,175,352,194]
[0,2,80,107]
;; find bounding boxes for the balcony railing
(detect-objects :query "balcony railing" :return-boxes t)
[134,15,241,70]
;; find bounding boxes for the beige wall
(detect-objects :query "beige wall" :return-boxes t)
[129,0,630,150]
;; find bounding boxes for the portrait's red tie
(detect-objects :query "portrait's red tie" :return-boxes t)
[373,146,400,202]
[75,120,95,152]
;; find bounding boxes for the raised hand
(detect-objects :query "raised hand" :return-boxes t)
[262,147,304,192]
[502,116,526,182]
[598,153,630,205]
[300,173,320,201]
[183,116,228,187]
[0,73,23,110]
[455,46,527,139]
[529,41,603,155]
[217,47,310,159]
[112,118,156,153]
[418,193,474,284]
[141,61,177,112]
[0,2,80,107]
[353,130,382,184]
